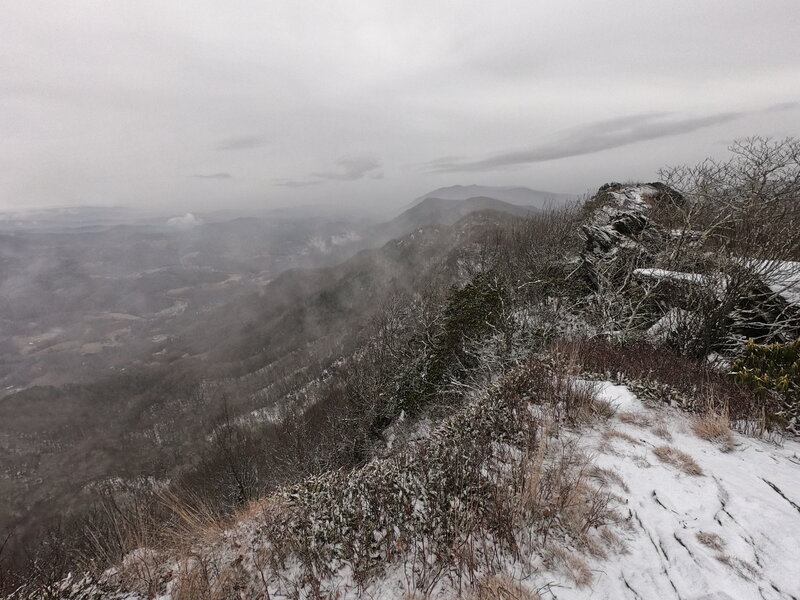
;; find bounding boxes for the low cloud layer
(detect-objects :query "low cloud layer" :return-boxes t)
[166,212,203,228]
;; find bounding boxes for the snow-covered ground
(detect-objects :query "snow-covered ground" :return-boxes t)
[542,382,800,600]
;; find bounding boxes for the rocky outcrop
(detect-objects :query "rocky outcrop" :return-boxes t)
[579,184,666,291]
[578,182,800,351]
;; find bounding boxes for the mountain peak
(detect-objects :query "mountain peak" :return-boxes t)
[409,184,577,210]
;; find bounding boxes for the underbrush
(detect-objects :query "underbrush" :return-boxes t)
[11,360,621,600]
[237,361,618,598]
[396,271,506,416]
[553,338,780,436]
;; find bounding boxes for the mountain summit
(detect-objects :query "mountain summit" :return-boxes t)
[408,184,577,210]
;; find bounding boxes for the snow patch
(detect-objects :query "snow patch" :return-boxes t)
[647,307,692,341]
[634,267,708,284]
[594,381,641,412]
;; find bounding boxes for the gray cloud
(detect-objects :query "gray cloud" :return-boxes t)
[273,157,382,188]
[763,101,800,113]
[273,178,323,188]
[2,2,799,211]
[192,172,233,179]
[424,111,745,173]
[215,135,268,151]
[312,158,381,181]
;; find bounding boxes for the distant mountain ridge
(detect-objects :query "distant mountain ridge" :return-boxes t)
[339,195,535,257]
[307,194,537,262]
[408,184,577,210]
[391,195,534,230]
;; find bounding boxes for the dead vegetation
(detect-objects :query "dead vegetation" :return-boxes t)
[589,466,630,493]
[546,547,593,588]
[460,573,541,600]
[651,423,673,441]
[238,365,621,598]
[652,445,704,476]
[597,428,640,456]
[601,429,639,444]
[692,411,735,451]
[617,411,653,428]
[696,531,726,553]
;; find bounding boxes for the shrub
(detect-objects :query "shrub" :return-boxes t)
[244,364,614,597]
[732,337,800,433]
[397,271,505,416]
[265,385,537,583]
[554,338,759,420]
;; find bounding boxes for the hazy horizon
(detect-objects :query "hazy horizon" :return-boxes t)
[2,1,800,212]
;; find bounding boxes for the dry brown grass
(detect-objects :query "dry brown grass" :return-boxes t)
[597,428,640,455]
[548,546,593,588]
[696,531,725,553]
[591,399,617,420]
[599,527,629,554]
[462,573,541,600]
[601,429,639,445]
[236,494,291,524]
[617,411,653,428]
[511,433,623,595]
[715,554,759,579]
[651,423,673,441]
[102,491,236,599]
[653,445,703,476]
[590,466,630,493]
[171,558,248,600]
[158,490,230,547]
[116,548,170,599]
[515,437,619,542]
[171,559,212,600]
[692,411,734,451]
[550,374,603,423]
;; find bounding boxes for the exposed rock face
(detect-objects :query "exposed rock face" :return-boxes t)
[578,182,800,351]
[581,182,684,259]
[579,184,663,292]
[583,184,652,242]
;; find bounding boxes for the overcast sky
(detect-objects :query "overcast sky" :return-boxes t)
[2,0,800,212]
